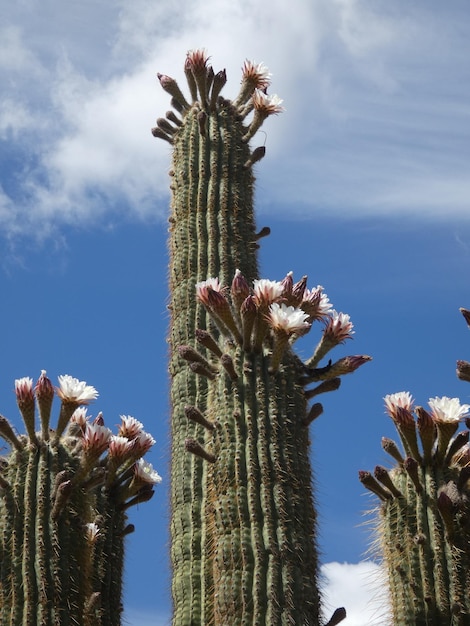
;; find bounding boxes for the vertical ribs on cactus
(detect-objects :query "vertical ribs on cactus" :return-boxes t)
[0,371,161,626]
[154,49,370,625]
[360,392,470,625]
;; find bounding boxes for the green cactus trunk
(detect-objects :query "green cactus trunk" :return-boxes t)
[361,397,470,625]
[0,373,159,626]
[155,51,368,626]
[165,74,261,625]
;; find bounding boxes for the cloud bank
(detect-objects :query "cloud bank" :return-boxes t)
[1,1,469,238]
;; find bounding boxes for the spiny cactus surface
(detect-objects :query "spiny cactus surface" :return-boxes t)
[361,392,470,625]
[154,50,370,625]
[0,372,161,626]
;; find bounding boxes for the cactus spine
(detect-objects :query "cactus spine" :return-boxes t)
[0,372,160,626]
[154,50,370,625]
[361,391,470,625]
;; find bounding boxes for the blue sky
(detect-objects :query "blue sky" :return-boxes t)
[2,1,470,624]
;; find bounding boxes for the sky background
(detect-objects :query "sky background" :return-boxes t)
[1,1,470,624]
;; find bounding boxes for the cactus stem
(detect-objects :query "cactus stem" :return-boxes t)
[166,110,182,127]
[404,457,422,493]
[189,361,217,380]
[185,405,215,431]
[185,438,216,463]
[444,430,469,466]
[51,479,73,520]
[156,117,177,135]
[456,359,470,382]
[197,111,207,136]
[358,470,393,501]
[151,127,173,143]
[54,402,79,441]
[381,437,405,464]
[0,415,24,450]
[241,296,257,352]
[435,420,459,466]
[209,69,227,109]
[374,465,403,498]
[220,354,238,381]
[253,226,270,240]
[325,607,347,626]
[302,402,323,426]
[157,73,190,110]
[178,345,217,372]
[243,146,266,169]
[304,378,341,400]
[195,329,223,357]
[170,96,184,114]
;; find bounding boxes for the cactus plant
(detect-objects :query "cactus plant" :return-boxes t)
[360,309,470,625]
[153,50,370,625]
[360,392,470,625]
[0,371,161,626]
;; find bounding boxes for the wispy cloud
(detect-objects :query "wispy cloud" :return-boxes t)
[1,1,469,239]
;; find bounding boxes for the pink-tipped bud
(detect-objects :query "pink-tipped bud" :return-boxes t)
[280,271,294,298]
[35,370,54,402]
[291,275,308,305]
[15,377,34,405]
[231,269,250,308]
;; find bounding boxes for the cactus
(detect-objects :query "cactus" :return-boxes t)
[360,393,470,625]
[0,371,161,626]
[153,50,370,625]
[359,309,470,625]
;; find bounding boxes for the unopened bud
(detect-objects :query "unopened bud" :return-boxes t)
[185,438,216,463]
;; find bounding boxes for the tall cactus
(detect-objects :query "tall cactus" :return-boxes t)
[360,307,470,626]
[0,371,161,626]
[153,50,370,625]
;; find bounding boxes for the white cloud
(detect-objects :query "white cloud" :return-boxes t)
[1,1,470,239]
[321,561,390,626]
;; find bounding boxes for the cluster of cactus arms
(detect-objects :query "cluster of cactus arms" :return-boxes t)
[153,50,370,626]
[361,307,470,625]
[0,372,160,626]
